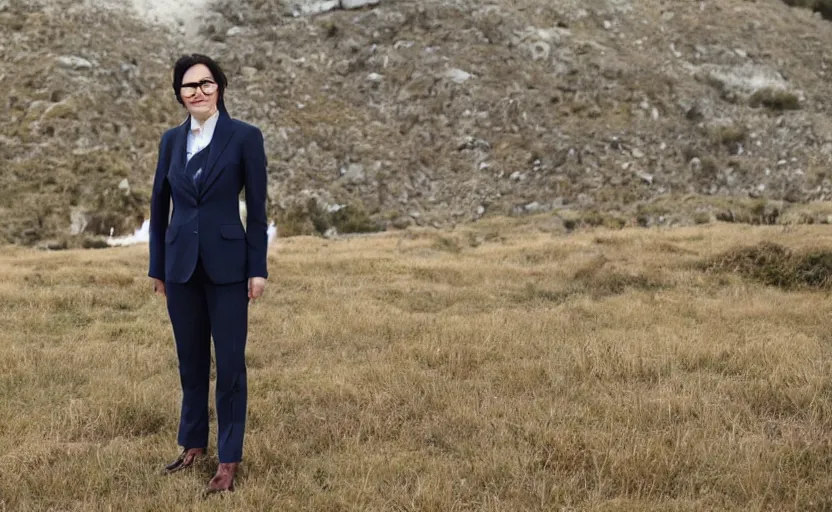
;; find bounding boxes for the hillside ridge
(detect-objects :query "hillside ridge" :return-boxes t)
[4,0,832,246]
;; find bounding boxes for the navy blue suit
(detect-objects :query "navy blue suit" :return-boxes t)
[148,110,268,463]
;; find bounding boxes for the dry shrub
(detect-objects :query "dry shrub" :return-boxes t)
[703,241,832,289]
[276,198,383,237]
[709,123,748,146]
[782,0,832,20]
[748,87,801,110]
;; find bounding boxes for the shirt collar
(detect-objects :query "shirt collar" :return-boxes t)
[190,110,220,134]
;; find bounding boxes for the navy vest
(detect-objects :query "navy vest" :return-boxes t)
[186,144,211,192]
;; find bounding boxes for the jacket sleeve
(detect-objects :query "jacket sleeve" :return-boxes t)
[242,126,269,279]
[148,135,171,280]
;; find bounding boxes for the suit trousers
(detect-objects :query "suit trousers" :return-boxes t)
[165,259,249,463]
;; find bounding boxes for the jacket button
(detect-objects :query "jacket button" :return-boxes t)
[193,231,198,235]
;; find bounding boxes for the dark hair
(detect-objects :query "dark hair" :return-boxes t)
[171,53,228,112]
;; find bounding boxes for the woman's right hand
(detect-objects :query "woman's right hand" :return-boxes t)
[152,278,166,297]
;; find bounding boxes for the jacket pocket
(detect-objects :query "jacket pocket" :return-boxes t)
[165,226,179,244]
[220,224,246,240]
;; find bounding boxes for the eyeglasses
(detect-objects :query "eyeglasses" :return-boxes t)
[180,79,218,98]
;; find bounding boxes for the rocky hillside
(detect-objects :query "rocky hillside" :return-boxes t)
[5,0,832,246]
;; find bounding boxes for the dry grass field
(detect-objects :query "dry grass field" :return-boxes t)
[1,218,832,511]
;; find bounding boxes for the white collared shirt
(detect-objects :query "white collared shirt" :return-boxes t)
[186,110,219,163]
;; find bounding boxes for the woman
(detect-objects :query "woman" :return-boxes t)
[148,53,269,495]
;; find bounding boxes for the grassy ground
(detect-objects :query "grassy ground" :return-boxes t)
[1,219,831,511]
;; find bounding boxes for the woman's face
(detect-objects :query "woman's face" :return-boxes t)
[180,64,219,121]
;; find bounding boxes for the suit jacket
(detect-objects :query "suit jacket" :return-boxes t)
[148,110,269,284]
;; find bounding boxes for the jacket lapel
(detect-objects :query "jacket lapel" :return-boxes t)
[199,111,235,194]
[166,118,199,200]
[177,118,190,172]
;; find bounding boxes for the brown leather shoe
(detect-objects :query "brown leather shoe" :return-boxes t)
[161,448,205,475]
[203,462,238,496]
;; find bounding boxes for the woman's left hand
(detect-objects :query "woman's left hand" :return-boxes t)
[248,277,267,301]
